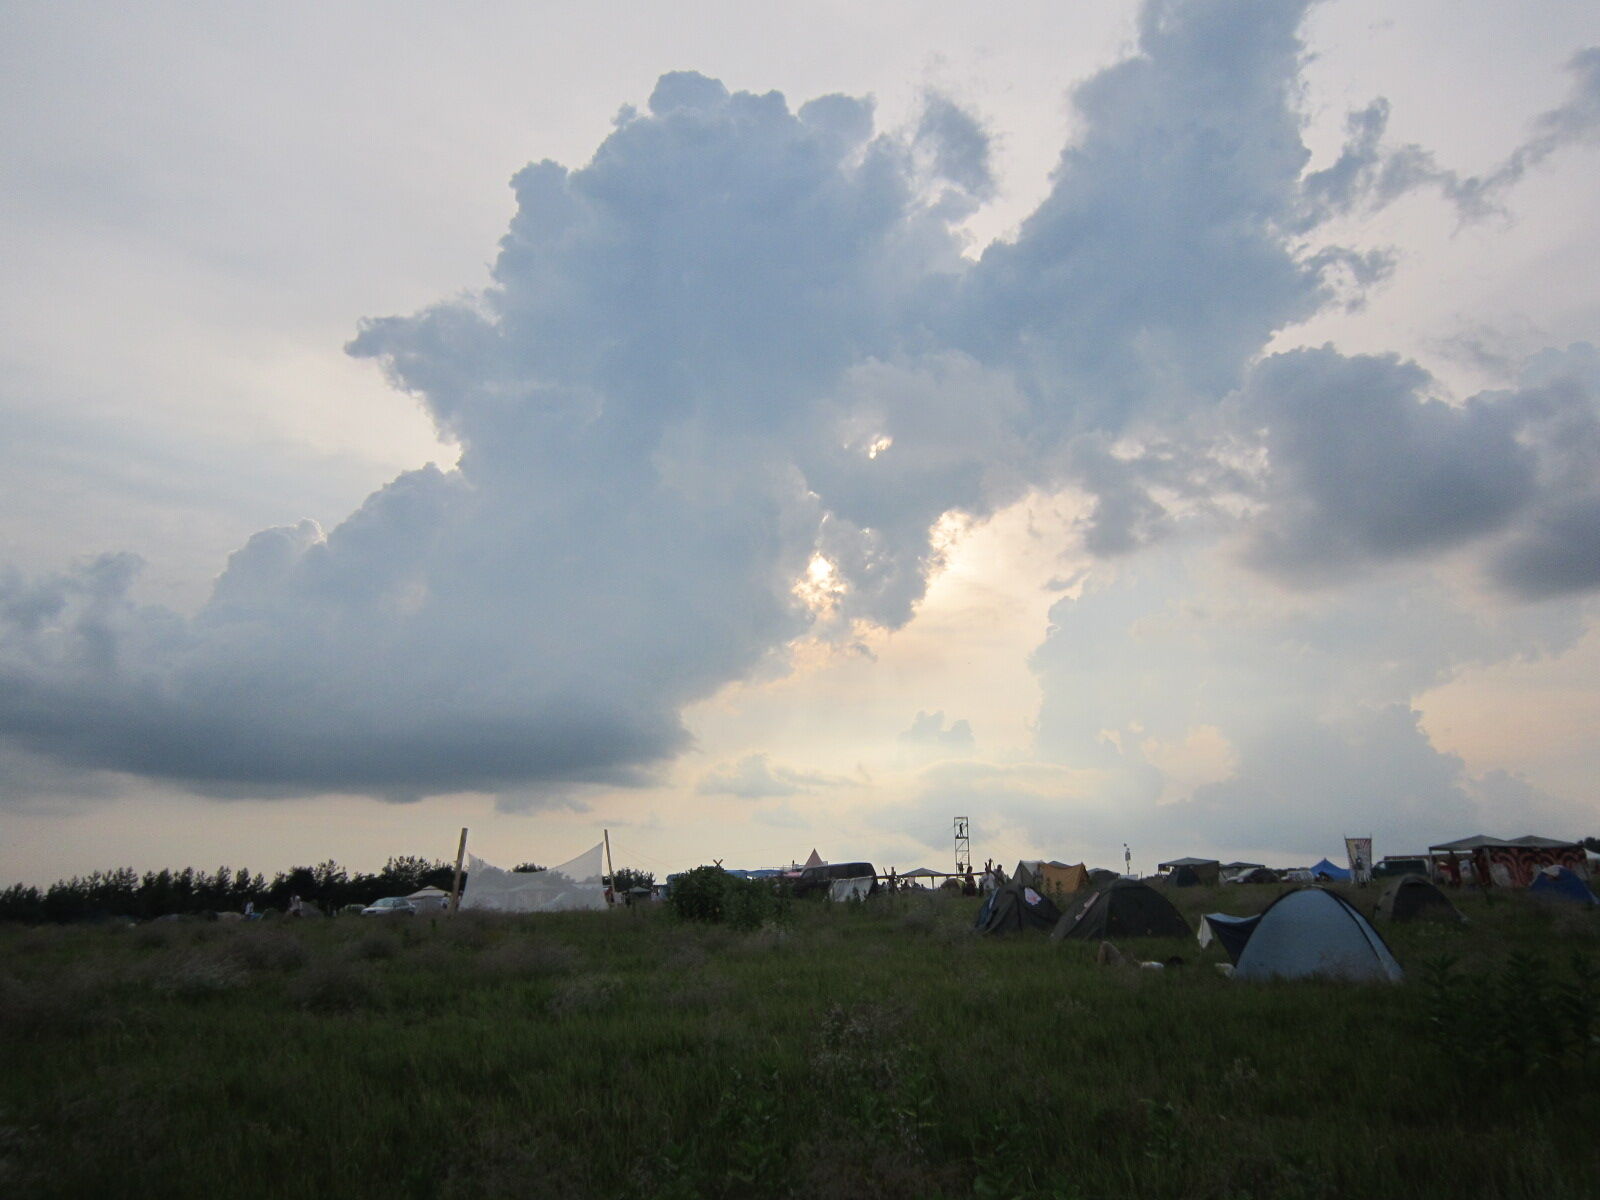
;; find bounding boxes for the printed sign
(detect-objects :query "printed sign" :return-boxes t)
[1345,836,1373,883]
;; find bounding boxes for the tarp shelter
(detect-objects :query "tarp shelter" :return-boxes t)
[1233,888,1403,982]
[828,876,876,903]
[461,844,608,913]
[1158,857,1221,886]
[1198,912,1262,963]
[1052,879,1191,941]
[1013,861,1087,895]
[1376,875,1464,922]
[1528,866,1599,906]
[1310,858,1351,881]
[1228,867,1279,885]
[975,882,1062,934]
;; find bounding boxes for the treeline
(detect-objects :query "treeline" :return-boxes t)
[0,856,456,924]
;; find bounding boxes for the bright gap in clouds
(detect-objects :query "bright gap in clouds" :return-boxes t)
[1,0,1599,884]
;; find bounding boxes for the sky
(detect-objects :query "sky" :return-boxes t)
[2,0,1598,886]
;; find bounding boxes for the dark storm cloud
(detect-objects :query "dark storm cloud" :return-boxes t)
[0,0,1594,802]
[1239,343,1600,591]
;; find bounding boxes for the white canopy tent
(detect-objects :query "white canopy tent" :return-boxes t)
[461,843,608,913]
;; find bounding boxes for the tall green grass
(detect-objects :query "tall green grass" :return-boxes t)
[2,884,1597,1198]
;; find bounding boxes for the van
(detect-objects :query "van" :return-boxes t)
[792,861,877,899]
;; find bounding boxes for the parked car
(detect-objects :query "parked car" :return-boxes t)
[792,862,878,899]
[360,896,415,916]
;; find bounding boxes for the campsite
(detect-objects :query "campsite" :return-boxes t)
[4,873,1599,1198]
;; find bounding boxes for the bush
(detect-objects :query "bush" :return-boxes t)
[669,866,778,931]
[288,962,382,1013]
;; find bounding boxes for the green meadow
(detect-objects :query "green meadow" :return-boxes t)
[3,884,1598,1199]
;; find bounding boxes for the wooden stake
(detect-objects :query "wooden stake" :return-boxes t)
[449,827,468,914]
[603,828,615,907]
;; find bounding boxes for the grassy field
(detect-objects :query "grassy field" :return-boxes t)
[2,882,1598,1199]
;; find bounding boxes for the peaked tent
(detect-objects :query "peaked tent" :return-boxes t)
[406,886,449,912]
[1376,874,1464,922]
[1051,879,1191,941]
[1528,867,1599,906]
[1310,858,1351,881]
[976,881,1062,934]
[802,849,824,869]
[1039,862,1089,896]
[1234,888,1402,982]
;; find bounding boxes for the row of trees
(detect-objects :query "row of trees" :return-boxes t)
[0,856,457,924]
[0,859,659,924]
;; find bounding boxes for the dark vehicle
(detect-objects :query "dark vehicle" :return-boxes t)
[792,862,878,899]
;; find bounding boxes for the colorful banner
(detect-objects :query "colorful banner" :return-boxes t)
[1345,837,1373,883]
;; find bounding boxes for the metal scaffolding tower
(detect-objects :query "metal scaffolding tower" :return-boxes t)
[954,816,970,874]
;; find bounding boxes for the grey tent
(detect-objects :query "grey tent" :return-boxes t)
[976,881,1062,935]
[1051,879,1190,941]
[1234,888,1403,982]
[1157,857,1220,885]
[1376,874,1464,922]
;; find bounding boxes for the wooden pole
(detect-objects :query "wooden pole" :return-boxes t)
[449,827,468,914]
[603,828,615,907]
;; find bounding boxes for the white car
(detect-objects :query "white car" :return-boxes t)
[359,896,415,916]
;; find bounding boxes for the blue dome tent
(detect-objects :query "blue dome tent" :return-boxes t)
[1228,888,1403,982]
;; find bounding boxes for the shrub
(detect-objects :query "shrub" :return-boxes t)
[669,866,777,931]
[346,932,399,962]
[288,962,382,1013]
[546,975,618,1018]
[476,938,579,978]
[225,929,308,972]
[147,950,249,998]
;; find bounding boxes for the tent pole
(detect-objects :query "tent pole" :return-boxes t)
[449,827,468,915]
[604,828,615,907]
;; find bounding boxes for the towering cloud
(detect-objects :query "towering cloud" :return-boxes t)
[0,0,1595,811]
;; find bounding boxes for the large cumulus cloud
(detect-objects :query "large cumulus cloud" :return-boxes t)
[1,0,1596,804]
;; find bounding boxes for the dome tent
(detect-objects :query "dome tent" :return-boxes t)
[1376,874,1464,922]
[975,881,1062,934]
[1234,888,1402,982]
[1050,879,1190,941]
[1528,866,1599,906]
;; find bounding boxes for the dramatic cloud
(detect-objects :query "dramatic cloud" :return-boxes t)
[1239,341,1600,591]
[0,0,1595,810]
